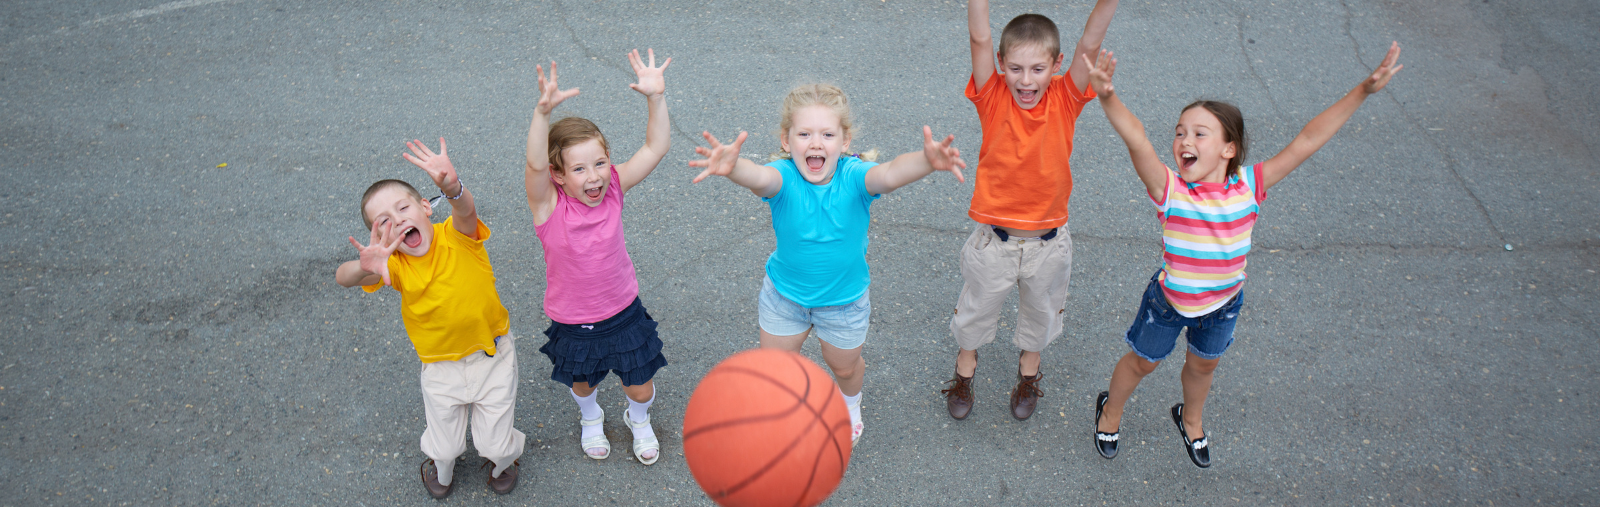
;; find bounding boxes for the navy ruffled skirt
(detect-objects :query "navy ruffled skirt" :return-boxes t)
[539,297,667,387]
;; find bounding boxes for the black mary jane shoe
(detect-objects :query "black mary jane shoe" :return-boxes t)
[1170,403,1211,468]
[1093,391,1119,459]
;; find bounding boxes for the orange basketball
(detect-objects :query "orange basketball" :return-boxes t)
[682,348,853,507]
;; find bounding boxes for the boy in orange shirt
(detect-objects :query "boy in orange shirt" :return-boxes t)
[336,139,524,498]
[942,0,1118,421]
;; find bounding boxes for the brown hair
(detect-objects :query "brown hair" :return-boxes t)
[1180,100,1248,180]
[547,117,610,173]
[359,179,422,229]
[998,14,1061,61]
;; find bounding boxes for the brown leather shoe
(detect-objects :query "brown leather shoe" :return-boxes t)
[420,459,453,499]
[482,459,519,495]
[942,372,975,420]
[1010,372,1044,420]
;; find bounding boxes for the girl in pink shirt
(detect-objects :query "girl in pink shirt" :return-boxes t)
[524,49,671,466]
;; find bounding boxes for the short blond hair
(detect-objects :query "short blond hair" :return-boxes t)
[778,83,855,142]
[359,179,421,229]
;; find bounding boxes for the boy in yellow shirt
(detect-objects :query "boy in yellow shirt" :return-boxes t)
[336,138,524,498]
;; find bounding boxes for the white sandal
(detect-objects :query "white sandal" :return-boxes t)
[580,408,610,460]
[624,408,660,465]
[847,397,863,445]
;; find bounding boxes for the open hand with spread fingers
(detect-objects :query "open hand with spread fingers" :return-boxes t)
[921,126,967,183]
[402,138,458,195]
[348,223,402,286]
[1084,49,1117,98]
[689,131,749,184]
[536,61,581,116]
[627,48,670,97]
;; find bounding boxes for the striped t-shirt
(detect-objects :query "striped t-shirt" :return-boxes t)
[1153,163,1267,317]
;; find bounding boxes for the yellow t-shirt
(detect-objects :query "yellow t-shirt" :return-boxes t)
[364,217,510,363]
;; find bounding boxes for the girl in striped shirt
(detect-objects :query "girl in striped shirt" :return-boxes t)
[1082,42,1403,467]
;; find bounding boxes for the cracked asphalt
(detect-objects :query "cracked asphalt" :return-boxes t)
[1,0,1596,505]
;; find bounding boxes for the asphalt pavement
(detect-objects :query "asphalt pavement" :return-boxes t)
[1,0,1596,505]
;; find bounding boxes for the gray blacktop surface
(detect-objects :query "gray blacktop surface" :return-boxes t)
[2,0,1598,505]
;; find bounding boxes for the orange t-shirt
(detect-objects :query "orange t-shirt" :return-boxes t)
[965,70,1095,229]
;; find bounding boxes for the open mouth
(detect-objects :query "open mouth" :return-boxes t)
[1017,89,1038,103]
[401,226,422,248]
[805,156,826,172]
[1179,152,1197,171]
[584,186,602,199]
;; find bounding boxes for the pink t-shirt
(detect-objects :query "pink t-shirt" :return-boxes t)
[534,166,639,324]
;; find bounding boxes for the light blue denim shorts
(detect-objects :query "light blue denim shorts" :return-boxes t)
[757,276,870,350]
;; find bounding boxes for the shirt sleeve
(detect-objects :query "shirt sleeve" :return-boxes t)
[1249,162,1268,203]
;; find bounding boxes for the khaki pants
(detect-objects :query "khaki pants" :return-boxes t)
[950,224,1073,352]
[419,333,525,466]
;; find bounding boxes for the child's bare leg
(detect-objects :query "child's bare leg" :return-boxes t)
[1178,351,1220,440]
[1019,350,1042,377]
[1100,351,1160,432]
[571,381,596,397]
[818,341,865,397]
[955,348,978,377]
[621,380,655,403]
[759,327,811,353]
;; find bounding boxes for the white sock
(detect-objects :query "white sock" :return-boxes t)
[571,388,603,441]
[842,390,862,426]
[490,458,512,478]
[627,389,656,440]
[434,458,454,486]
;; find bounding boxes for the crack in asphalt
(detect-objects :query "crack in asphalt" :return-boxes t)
[1335,0,1507,249]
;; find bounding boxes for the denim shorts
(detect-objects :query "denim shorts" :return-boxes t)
[758,276,870,350]
[1124,271,1243,362]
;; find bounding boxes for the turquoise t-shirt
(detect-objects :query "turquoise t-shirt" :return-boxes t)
[762,156,880,307]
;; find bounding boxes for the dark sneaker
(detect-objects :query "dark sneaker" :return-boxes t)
[483,459,519,494]
[1010,372,1043,420]
[942,372,975,420]
[420,459,453,499]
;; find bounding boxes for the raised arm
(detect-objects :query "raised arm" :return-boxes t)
[1259,42,1403,191]
[526,61,580,223]
[864,126,967,195]
[1086,50,1167,200]
[688,131,783,198]
[616,48,672,193]
[969,0,997,90]
[402,138,479,239]
[1066,0,1120,93]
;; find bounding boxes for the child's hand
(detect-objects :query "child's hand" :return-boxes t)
[1084,49,1117,98]
[1361,42,1404,95]
[689,131,749,183]
[921,126,967,183]
[627,48,671,97]
[536,61,580,115]
[402,138,459,196]
[348,224,402,286]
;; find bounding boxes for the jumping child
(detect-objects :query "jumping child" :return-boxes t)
[1084,43,1404,467]
[942,0,1119,422]
[335,139,525,498]
[690,83,967,444]
[524,49,672,465]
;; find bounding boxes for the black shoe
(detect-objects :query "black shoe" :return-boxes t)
[1094,391,1119,459]
[1171,403,1211,468]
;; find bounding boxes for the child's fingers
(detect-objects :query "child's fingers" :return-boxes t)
[437,137,447,155]
[692,168,714,184]
[646,48,655,68]
[700,131,722,147]
[658,57,671,72]
[349,236,365,251]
